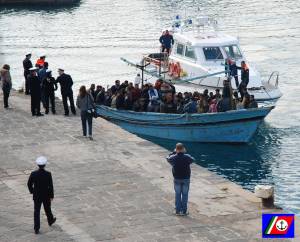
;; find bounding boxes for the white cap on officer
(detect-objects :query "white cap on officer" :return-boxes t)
[36,156,47,165]
[29,67,38,71]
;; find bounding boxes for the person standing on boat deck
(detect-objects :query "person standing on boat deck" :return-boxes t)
[76,85,95,140]
[56,68,76,116]
[1,64,12,109]
[134,74,141,87]
[159,30,174,54]
[237,61,249,99]
[27,156,56,234]
[23,53,33,95]
[167,143,195,216]
[28,67,43,116]
[225,59,239,89]
[42,70,57,114]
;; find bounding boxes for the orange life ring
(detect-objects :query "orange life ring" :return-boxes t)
[168,63,175,76]
[172,62,181,78]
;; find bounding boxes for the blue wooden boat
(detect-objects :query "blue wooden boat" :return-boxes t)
[96,105,274,143]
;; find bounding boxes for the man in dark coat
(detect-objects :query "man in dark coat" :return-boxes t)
[42,70,57,114]
[27,156,56,234]
[159,30,174,54]
[23,53,33,95]
[28,67,43,116]
[167,143,194,216]
[56,68,76,116]
[225,59,239,89]
[237,61,250,99]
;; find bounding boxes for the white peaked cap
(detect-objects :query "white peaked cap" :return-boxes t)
[29,67,38,71]
[46,69,52,73]
[36,156,47,165]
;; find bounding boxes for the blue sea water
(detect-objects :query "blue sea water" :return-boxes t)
[0,0,299,213]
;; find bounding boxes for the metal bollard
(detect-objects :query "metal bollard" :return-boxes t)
[254,185,275,208]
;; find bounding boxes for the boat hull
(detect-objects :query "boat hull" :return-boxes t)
[96,106,274,143]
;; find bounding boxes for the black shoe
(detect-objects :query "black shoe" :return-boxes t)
[52,111,56,115]
[36,113,44,117]
[64,113,69,116]
[32,113,36,116]
[34,230,39,234]
[45,111,49,115]
[72,112,76,116]
[49,217,56,226]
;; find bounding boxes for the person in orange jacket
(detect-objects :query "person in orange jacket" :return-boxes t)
[36,55,46,69]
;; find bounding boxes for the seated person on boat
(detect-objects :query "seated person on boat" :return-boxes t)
[94,77,259,114]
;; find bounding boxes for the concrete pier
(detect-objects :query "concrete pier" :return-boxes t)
[0,91,298,241]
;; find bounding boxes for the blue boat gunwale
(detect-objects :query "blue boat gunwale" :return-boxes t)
[96,105,275,126]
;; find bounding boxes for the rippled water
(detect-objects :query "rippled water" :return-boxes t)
[1,0,300,213]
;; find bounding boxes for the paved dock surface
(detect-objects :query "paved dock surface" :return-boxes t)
[0,92,298,242]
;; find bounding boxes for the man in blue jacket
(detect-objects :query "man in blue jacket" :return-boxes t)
[167,143,195,215]
[159,30,174,54]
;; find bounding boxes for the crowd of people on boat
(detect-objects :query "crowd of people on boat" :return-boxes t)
[88,76,258,114]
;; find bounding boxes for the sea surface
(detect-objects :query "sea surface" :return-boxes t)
[0,0,300,213]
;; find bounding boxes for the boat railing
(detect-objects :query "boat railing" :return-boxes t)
[267,71,279,87]
[143,53,169,68]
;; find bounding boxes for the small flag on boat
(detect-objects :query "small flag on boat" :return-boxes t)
[262,214,295,238]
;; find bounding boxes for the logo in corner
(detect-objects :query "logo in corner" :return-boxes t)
[262,214,295,238]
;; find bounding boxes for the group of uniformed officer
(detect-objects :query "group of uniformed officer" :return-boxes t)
[23,53,76,116]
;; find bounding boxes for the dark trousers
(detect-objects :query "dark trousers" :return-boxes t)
[81,111,93,136]
[44,92,56,114]
[34,199,54,231]
[31,94,41,115]
[2,88,10,108]
[41,88,46,109]
[162,46,171,54]
[24,74,30,94]
[234,75,239,89]
[62,93,76,115]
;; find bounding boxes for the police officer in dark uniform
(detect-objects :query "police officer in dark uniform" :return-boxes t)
[23,53,33,95]
[56,68,76,116]
[42,70,57,114]
[27,156,56,234]
[28,67,43,116]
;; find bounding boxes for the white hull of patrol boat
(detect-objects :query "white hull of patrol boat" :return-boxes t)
[140,15,282,103]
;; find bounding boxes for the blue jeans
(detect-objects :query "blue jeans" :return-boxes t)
[174,179,190,213]
[81,111,93,136]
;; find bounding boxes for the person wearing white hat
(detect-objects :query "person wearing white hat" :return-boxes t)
[23,53,33,95]
[27,156,56,234]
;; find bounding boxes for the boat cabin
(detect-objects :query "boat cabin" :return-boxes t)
[171,32,244,67]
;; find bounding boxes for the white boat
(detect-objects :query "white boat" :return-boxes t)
[139,15,282,102]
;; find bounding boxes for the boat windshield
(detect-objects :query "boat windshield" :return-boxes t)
[223,45,243,59]
[203,47,224,60]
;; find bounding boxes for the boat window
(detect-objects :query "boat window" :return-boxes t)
[176,43,184,55]
[203,47,224,60]
[223,45,243,59]
[185,46,196,60]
